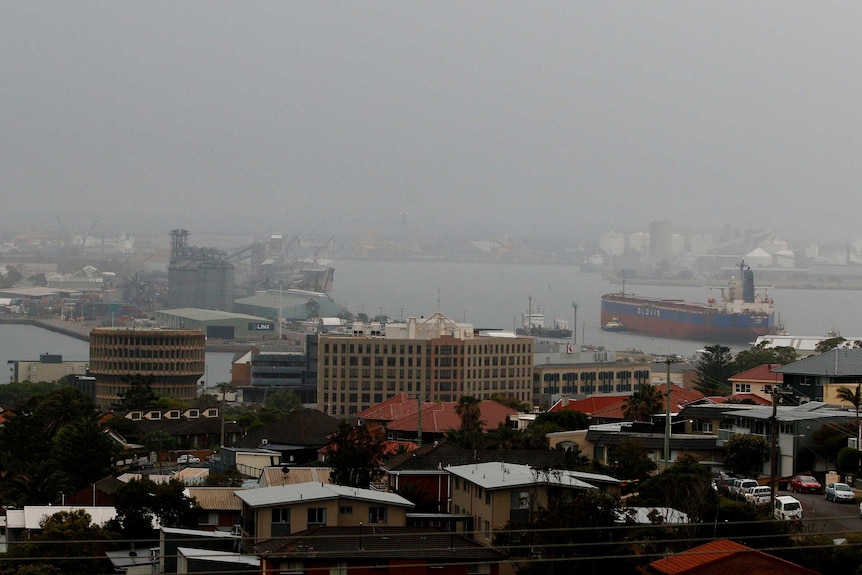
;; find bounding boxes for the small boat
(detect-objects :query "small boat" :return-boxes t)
[602,316,625,332]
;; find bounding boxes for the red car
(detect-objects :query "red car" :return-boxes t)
[791,474,822,494]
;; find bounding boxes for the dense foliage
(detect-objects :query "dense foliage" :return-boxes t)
[327,419,387,488]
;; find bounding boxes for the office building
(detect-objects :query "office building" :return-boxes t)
[317,313,533,416]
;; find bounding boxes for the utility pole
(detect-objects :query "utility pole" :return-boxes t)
[664,357,672,470]
[218,382,233,448]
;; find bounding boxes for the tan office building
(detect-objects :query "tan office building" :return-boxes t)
[318,313,533,416]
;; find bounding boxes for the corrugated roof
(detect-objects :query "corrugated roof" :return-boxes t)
[446,462,597,491]
[158,308,272,322]
[233,482,414,509]
[382,441,568,472]
[774,348,862,376]
[186,487,245,511]
[176,547,259,566]
[253,526,507,560]
[259,466,333,487]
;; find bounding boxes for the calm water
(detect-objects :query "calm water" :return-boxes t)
[2,260,861,378]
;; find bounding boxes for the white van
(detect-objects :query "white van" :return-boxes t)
[774,495,803,521]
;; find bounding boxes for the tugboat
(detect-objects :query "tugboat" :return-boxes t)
[515,297,573,339]
[602,316,625,332]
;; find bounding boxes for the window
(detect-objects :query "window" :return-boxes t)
[368,507,387,524]
[339,505,353,515]
[272,507,291,524]
[307,508,326,526]
[735,383,751,393]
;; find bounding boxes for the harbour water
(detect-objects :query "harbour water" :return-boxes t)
[2,260,861,383]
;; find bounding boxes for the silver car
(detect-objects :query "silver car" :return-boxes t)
[824,482,856,502]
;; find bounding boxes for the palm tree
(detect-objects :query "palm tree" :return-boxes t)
[835,384,862,462]
[623,383,663,422]
[456,396,483,450]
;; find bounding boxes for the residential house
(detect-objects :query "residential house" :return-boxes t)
[384,399,517,443]
[728,363,784,402]
[257,465,334,488]
[680,401,856,476]
[233,482,414,550]
[159,526,241,574]
[185,487,245,531]
[109,408,243,452]
[253,526,507,575]
[382,441,572,514]
[446,461,599,547]
[235,408,340,465]
[649,538,819,575]
[774,348,862,405]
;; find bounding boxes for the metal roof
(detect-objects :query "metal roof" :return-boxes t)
[233,482,414,509]
[446,462,597,491]
[158,308,272,322]
[680,401,856,423]
[773,348,862,376]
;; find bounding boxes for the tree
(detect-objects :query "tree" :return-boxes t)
[607,437,657,482]
[455,395,483,450]
[694,344,734,395]
[723,433,769,477]
[533,410,589,431]
[264,389,301,413]
[109,477,201,540]
[816,336,846,353]
[636,453,715,523]
[34,387,99,438]
[327,419,386,488]
[733,342,798,372]
[0,510,116,575]
[622,383,663,422]
[116,375,159,410]
[51,419,119,491]
[2,460,70,506]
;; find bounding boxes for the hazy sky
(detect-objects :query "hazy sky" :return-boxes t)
[3,2,861,242]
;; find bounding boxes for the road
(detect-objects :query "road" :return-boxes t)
[785,489,861,538]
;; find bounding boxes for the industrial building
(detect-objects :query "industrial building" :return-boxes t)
[317,313,533,416]
[167,229,235,311]
[233,289,343,322]
[7,353,89,383]
[89,327,206,408]
[154,308,277,340]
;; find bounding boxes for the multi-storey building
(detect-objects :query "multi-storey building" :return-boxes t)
[89,327,206,408]
[317,313,533,416]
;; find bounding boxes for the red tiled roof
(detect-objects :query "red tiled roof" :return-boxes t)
[591,384,705,421]
[549,395,628,415]
[386,400,517,433]
[356,393,438,423]
[729,363,784,383]
[712,393,773,406]
[650,538,819,574]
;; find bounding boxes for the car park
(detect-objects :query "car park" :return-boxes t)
[744,485,772,506]
[790,474,822,494]
[824,482,856,502]
[774,495,803,521]
[177,454,200,464]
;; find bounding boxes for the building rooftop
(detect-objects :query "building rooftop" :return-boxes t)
[158,308,273,322]
[233,482,414,509]
[446,462,597,491]
[774,348,862,377]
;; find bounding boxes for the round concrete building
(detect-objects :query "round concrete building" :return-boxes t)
[89,327,206,408]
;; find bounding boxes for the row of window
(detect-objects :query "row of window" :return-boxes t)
[271,506,388,525]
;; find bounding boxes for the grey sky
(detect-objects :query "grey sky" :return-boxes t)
[2,2,861,242]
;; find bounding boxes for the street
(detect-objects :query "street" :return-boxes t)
[788,489,861,539]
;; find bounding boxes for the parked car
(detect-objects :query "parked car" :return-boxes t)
[774,495,803,521]
[824,482,856,502]
[744,485,773,506]
[790,474,822,494]
[177,454,200,464]
[733,479,759,499]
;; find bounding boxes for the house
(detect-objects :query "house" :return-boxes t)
[176,547,258,575]
[384,400,517,443]
[109,408,243,452]
[679,401,856,476]
[728,363,783,402]
[253,526,507,575]
[381,441,571,513]
[158,526,241,574]
[355,392,439,432]
[649,538,819,575]
[773,348,862,405]
[446,461,599,546]
[547,423,723,472]
[185,487,245,531]
[217,447,282,478]
[233,482,414,550]
[2,506,116,548]
[235,408,340,465]
[257,465,334,488]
